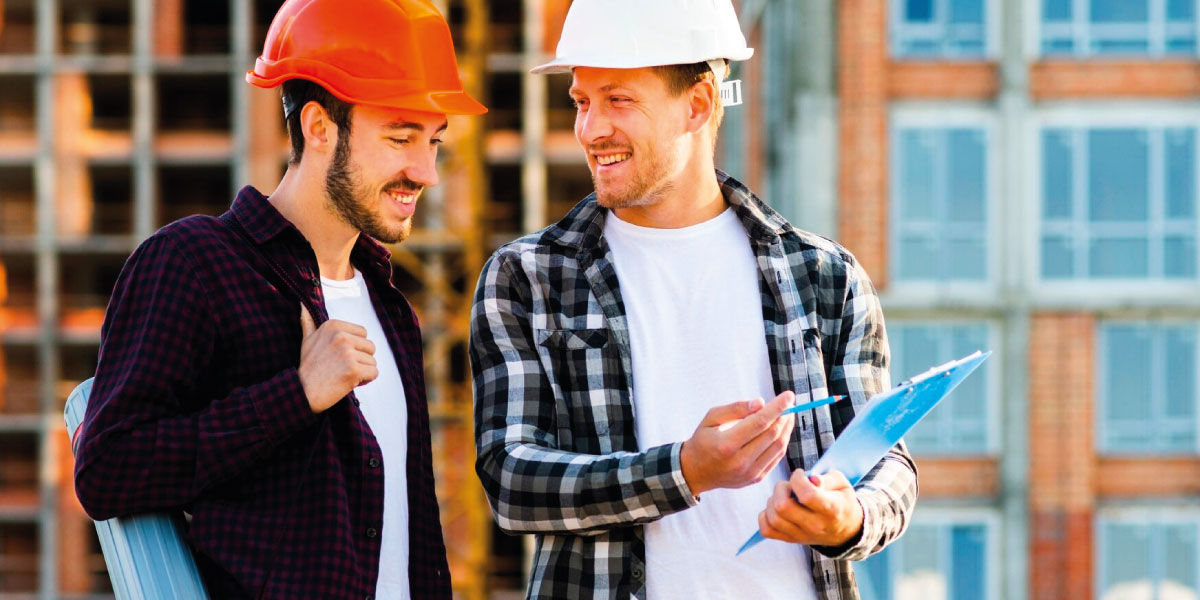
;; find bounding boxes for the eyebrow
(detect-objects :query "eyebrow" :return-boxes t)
[568,83,630,96]
[384,120,449,134]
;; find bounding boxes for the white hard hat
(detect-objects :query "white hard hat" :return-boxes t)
[532,0,754,104]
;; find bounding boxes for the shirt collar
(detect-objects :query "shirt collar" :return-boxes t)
[229,185,394,277]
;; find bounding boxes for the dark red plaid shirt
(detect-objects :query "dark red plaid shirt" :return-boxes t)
[72,186,451,599]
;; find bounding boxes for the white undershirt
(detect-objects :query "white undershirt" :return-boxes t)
[603,208,818,600]
[321,270,410,600]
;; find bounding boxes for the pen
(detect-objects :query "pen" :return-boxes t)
[780,395,843,416]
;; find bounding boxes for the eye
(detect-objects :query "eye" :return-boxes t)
[610,96,630,105]
[389,137,411,146]
[571,97,589,110]
[431,138,444,147]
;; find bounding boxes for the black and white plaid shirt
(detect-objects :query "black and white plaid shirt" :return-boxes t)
[470,170,918,600]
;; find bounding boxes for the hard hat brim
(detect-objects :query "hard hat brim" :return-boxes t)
[246,69,488,116]
[530,48,755,75]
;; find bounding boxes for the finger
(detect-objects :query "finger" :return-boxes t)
[355,352,378,368]
[357,365,379,386]
[818,469,854,491]
[299,304,316,338]
[324,319,370,339]
[727,391,794,441]
[350,335,376,356]
[789,469,835,514]
[700,398,764,427]
[761,492,810,542]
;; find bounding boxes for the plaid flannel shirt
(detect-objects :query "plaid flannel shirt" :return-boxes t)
[73,187,450,599]
[471,170,918,600]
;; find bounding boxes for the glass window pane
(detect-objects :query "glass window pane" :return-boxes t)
[1103,524,1152,593]
[1044,0,1073,20]
[1092,38,1152,55]
[946,238,987,280]
[900,130,937,221]
[1090,238,1148,277]
[1164,525,1199,593]
[1165,327,1196,420]
[1043,38,1076,53]
[1166,129,1196,219]
[898,326,940,379]
[898,525,945,600]
[951,525,986,599]
[906,0,935,22]
[1106,326,1152,422]
[1166,37,1198,54]
[899,235,940,280]
[1089,130,1149,222]
[857,550,892,600]
[1165,236,1197,278]
[1169,0,1196,20]
[1044,130,1074,219]
[1091,0,1149,23]
[948,129,986,223]
[950,0,984,24]
[1042,235,1075,278]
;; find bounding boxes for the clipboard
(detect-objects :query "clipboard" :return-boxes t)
[736,350,991,555]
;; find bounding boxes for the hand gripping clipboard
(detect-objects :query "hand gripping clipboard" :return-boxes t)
[736,350,992,555]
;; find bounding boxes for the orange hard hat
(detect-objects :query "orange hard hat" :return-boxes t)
[246,0,486,116]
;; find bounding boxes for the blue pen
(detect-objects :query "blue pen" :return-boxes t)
[780,395,843,416]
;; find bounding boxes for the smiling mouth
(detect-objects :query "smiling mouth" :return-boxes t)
[595,152,632,166]
[386,188,419,205]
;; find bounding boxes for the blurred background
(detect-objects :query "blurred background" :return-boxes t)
[0,0,1198,598]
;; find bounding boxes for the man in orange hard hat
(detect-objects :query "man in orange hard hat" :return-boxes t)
[72,1,485,598]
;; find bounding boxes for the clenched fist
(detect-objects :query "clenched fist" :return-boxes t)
[297,304,378,413]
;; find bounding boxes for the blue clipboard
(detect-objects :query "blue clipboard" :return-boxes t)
[736,350,991,555]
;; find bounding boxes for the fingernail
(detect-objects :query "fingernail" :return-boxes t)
[809,474,821,486]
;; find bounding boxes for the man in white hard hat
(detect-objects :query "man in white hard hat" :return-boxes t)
[470,1,917,598]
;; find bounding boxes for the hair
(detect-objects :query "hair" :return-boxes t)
[650,59,729,133]
[281,79,354,165]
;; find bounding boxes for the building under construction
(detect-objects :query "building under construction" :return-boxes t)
[2,0,1200,599]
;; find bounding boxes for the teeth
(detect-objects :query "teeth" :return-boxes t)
[388,190,416,205]
[596,153,631,166]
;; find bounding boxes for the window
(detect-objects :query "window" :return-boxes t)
[890,323,993,454]
[1041,0,1198,57]
[856,516,995,600]
[1098,322,1198,453]
[1041,127,1197,280]
[892,127,989,282]
[1098,517,1199,600]
[891,0,989,58]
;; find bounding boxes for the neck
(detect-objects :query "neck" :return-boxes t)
[611,151,725,229]
[269,165,359,281]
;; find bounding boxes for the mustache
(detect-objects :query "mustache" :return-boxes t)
[587,142,632,154]
[383,178,424,195]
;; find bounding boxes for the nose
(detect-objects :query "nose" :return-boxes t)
[576,106,614,147]
[406,146,439,188]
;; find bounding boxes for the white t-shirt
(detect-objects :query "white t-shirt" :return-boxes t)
[321,270,410,600]
[603,208,818,600]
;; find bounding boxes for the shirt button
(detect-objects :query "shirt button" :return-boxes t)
[631,566,644,580]
[369,458,380,468]
[366,527,378,538]
[309,275,320,287]
[365,595,373,600]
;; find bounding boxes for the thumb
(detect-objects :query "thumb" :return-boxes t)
[299,304,316,338]
[701,398,764,427]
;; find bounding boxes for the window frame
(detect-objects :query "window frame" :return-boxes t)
[1095,319,1200,455]
[1028,105,1200,301]
[856,507,1003,600]
[1095,508,1200,600]
[889,105,1000,295]
[1033,0,1200,58]
[889,0,1001,59]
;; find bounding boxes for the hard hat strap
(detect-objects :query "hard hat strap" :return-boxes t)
[706,58,743,107]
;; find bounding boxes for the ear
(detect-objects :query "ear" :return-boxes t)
[684,78,717,135]
[299,100,337,155]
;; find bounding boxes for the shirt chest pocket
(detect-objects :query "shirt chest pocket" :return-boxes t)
[535,328,628,453]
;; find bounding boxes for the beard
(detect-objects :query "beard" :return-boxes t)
[324,134,420,244]
[589,142,676,209]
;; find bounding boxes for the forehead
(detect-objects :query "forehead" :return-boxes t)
[352,104,448,132]
[569,67,666,94]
